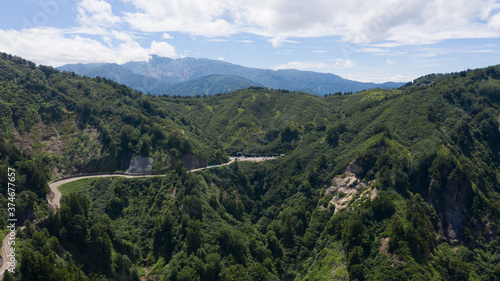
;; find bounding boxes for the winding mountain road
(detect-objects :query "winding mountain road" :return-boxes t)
[48,173,159,209]
[49,156,275,209]
[0,156,277,278]
[0,230,14,278]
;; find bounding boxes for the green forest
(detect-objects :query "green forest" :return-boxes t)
[0,52,499,280]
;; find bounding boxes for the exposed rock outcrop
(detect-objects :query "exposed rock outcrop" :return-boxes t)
[182,154,208,170]
[127,155,153,174]
[428,169,472,244]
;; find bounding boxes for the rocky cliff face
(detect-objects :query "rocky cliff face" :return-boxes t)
[346,147,475,244]
[127,155,153,174]
[428,168,473,244]
[182,154,208,170]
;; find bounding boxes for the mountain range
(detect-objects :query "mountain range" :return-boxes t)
[58,55,404,96]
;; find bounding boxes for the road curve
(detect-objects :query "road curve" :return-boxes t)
[49,157,276,209]
[0,156,277,278]
[49,157,277,208]
[48,174,159,210]
[0,231,14,278]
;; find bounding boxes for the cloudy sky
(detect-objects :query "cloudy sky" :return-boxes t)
[1,0,500,82]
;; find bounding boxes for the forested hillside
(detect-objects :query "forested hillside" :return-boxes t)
[1,53,500,280]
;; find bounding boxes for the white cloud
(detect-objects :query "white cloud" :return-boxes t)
[268,37,282,48]
[162,33,173,39]
[343,72,413,83]
[111,30,134,42]
[273,59,355,71]
[0,28,177,66]
[149,41,177,58]
[268,36,300,48]
[207,38,228,42]
[5,0,500,68]
[334,59,355,68]
[77,0,120,27]
[372,42,404,48]
[120,0,500,47]
[358,47,389,53]
[274,61,330,70]
[389,74,407,82]
[386,59,395,64]
[122,0,236,37]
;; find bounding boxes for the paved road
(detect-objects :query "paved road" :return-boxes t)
[49,157,276,209]
[0,231,14,278]
[189,156,276,172]
[48,174,159,209]
[48,157,272,208]
[0,156,277,278]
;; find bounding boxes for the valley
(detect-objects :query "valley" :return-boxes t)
[0,53,499,280]
[0,156,277,277]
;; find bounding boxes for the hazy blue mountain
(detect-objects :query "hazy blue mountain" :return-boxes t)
[166,74,263,96]
[123,55,405,94]
[59,55,405,96]
[58,63,171,95]
[56,62,107,73]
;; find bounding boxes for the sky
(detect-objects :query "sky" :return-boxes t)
[1,0,500,83]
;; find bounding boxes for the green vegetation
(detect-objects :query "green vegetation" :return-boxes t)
[58,178,97,195]
[1,53,500,280]
[0,52,226,178]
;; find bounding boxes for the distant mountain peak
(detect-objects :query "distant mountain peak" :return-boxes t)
[58,56,405,96]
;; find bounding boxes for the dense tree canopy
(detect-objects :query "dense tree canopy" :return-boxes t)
[1,53,500,280]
